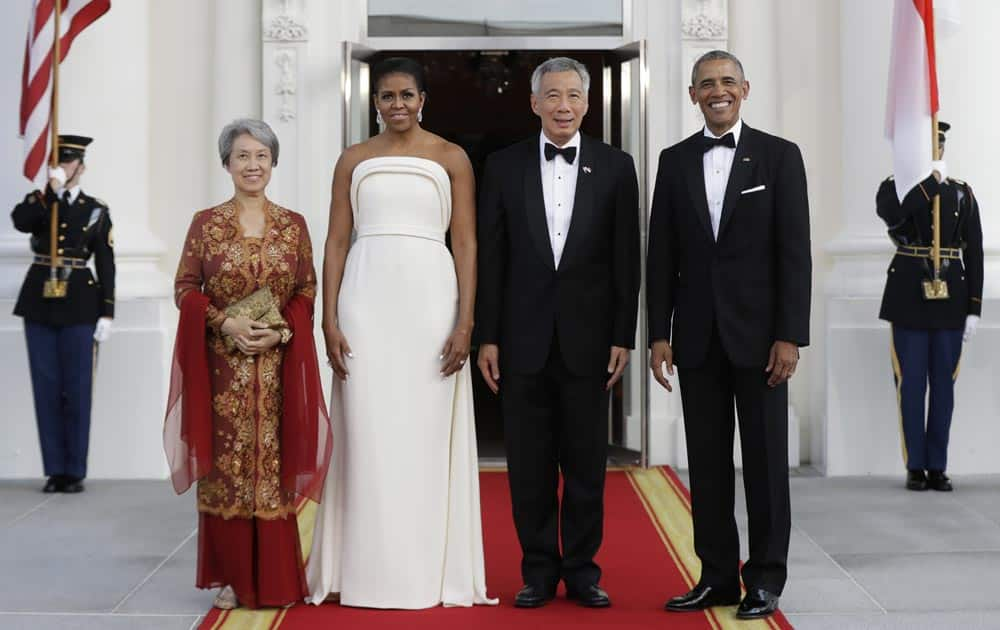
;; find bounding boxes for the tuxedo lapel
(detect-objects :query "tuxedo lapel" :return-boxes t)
[717,125,756,239]
[558,135,596,269]
[682,137,714,241]
[522,142,555,270]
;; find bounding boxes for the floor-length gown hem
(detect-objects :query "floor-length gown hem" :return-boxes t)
[305,157,495,609]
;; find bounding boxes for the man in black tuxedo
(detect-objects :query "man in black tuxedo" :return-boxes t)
[476,57,640,609]
[647,50,811,620]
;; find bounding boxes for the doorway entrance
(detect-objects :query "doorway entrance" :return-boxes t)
[343,43,649,466]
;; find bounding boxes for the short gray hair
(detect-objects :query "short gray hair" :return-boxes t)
[690,50,746,86]
[218,118,280,167]
[531,57,590,96]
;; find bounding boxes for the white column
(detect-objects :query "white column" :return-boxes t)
[212,0,262,203]
[728,0,778,133]
[261,0,309,212]
[0,0,43,476]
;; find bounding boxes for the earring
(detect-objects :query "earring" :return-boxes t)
[417,109,423,123]
[376,110,384,126]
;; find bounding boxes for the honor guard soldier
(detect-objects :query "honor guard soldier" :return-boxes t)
[11,135,115,494]
[877,121,983,492]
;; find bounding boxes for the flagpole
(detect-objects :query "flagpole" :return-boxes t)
[43,0,66,299]
[931,112,942,284]
[923,0,948,301]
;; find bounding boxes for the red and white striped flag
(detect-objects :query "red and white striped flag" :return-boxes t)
[885,0,938,203]
[20,0,110,186]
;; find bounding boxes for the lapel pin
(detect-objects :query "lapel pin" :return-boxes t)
[742,157,751,162]
[583,166,592,174]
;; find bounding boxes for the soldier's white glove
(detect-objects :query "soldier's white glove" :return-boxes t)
[94,317,113,343]
[48,166,67,190]
[963,314,979,343]
[930,160,948,183]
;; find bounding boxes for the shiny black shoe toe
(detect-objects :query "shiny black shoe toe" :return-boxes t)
[42,476,64,493]
[906,470,928,491]
[927,470,953,492]
[665,584,740,612]
[566,584,610,608]
[61,477,85,493]
[736,588,780,619]
[514,584,554,608]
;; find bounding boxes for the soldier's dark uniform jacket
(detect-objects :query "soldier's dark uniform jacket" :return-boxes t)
[877,173,984,329]
[11,185,115,325]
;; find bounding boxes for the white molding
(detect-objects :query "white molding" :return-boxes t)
[261,0,308,210]
[679,0,727,143]
[263,0,309,42]
[681,0,727,41]
[274,48,298,123]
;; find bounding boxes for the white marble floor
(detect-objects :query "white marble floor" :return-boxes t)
[2,471,999,629]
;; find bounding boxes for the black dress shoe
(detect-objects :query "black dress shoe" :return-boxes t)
[736,588,780,619]
[927,470,953,492]
[42,476,64,493]
[514,584,555,608]
[906,470,928,491]
[664,584,740,612]
[566,584,610,608]
[61,477,85,493]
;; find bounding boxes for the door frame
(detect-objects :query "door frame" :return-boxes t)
[342,37,650,468]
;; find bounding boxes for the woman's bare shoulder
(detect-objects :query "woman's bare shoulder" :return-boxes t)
[336,138,385,176]
[428,137,471,175]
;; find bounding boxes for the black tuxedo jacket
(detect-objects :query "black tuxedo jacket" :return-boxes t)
[477,134,640,376]
[646,124,811,368]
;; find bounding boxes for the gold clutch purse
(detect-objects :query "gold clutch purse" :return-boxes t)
[222,287,289,352]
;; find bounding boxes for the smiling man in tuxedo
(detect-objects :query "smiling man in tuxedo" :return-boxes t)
[476,57,640,609]
[646,50,811,620]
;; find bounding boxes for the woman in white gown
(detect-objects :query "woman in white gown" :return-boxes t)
[306,57,496,609]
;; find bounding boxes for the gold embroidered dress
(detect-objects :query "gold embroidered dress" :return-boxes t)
[175,199,316,608]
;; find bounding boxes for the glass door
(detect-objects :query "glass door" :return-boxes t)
[602,40,648,467]
[343,42,377,149]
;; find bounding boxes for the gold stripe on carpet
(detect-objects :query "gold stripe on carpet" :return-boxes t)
[662,468,784,630]
[218,608,280,630]
[297,500,318,564]
[633,468,784,630]
[208,610,229,630]
[628,468,722,630]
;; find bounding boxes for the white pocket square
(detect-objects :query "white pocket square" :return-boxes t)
[740,184,766,195]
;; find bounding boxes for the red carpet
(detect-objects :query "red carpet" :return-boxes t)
[201,468,794,629]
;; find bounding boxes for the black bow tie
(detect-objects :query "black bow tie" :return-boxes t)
[702,132,736,152]
[544,142,577,164]
[62,191,71,204]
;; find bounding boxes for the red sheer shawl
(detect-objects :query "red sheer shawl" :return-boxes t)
[163,291,333,503]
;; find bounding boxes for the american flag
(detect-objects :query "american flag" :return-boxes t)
[20,0,110,186]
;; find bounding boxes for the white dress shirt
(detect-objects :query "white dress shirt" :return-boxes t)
[57,185,82,205]
[703,118,743,240]
[539,131,580,267]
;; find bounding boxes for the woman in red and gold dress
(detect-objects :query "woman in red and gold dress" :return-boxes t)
[164,119,331,610]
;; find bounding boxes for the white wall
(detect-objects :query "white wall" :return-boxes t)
[1,0,996,477]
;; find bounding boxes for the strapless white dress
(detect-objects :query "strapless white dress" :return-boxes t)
[306,157,496,609]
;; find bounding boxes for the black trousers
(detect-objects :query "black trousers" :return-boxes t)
[501,336,609,592]
[678,327,791,595]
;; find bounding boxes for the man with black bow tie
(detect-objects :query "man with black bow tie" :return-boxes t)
[476,57,640,609]
[647,50,811,620]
